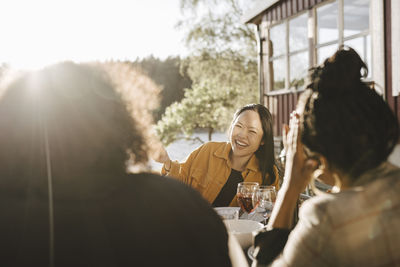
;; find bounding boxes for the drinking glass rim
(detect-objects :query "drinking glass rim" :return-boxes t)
[238,182,259,186]
[257,185,276,190]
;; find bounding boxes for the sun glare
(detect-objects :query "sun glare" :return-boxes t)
[0,0,186,71]
[6,57,60,72]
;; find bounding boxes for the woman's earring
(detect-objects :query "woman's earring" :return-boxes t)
[330,173,342,193]
[312,160,325,181]
[310,164,325,195]
[310,160,342,194]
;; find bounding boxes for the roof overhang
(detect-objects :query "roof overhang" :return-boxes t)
[242,0,280,24]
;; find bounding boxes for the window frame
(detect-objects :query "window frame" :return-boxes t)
[265,0,372,95]
[288,12,310,90]
[267,11,309,93]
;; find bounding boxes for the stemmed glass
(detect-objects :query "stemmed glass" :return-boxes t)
[252,186,277,225]
[236,182,259,217]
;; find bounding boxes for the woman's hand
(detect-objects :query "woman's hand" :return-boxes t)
[151,145,171,168]
[282,111,318,194]
[267,111,318,230]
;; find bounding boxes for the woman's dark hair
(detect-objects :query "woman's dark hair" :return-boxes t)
[300,46,399,179]
[233,104,279,185]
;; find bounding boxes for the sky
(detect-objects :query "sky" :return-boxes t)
[0,0,187,70]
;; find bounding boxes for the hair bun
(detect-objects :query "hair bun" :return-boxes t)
[308,47,368,97]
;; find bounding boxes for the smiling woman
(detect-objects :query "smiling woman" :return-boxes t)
[0,0,186,70]
[230,108,267,173]
[153,103,281,207]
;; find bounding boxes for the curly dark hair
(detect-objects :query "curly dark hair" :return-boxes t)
[0,62,152,197]
[299,46,399,179]
[233,104,280,185]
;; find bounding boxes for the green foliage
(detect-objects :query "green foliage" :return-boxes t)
[156,54,258,145]
[156,80,239,145]
[178,0,257,58]
[129,56,192,120]
[156,0,259,145]
[183,51,257,86]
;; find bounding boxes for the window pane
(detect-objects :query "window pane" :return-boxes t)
[271,57,286,90]
[290,52,308,89]
[344,37,366,62]
[317,1,338,44]
[270,23,286,57]
[344,35,371,77]
[317,44,338,65]
[344,0,370,38]
[289,13,308,52]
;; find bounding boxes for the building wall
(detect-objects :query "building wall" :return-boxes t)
[263,0,323,22]
[254,0,399,138]
[258,0,325,137]
[385,0,400,122]
[264,91,300,138]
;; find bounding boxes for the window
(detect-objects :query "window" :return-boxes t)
[265,0,371,92]
[343,0,369,37]
[289,13,308,89]
[316,0,370,73]
[269,23,286,90]
[343,0,371,77]
[316,1,339,64]
[268,12,309,91]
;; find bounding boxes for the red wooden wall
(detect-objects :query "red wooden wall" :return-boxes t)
[264,0,323,22]
[384,0,400,123]
[265,92,301,138]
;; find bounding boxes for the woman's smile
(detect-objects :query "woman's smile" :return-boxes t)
[230,110,264,158]
[235,139,248,148]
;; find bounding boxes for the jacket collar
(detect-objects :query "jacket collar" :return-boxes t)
[214,142,259,172]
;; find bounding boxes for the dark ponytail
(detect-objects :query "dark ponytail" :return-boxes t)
[301,46,399,179]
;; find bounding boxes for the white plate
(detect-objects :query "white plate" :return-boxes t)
[214,207,240,220]
[214,207,240,212]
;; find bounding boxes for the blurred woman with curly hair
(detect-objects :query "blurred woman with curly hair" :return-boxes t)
[0,62,232,267]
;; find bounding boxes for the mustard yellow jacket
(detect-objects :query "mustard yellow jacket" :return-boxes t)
[162,142,279,206]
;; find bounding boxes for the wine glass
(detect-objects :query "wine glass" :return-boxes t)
[252,186,277,225]
[236,182,259,217]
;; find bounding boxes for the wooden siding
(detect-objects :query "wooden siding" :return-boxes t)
[265,92,300,137]
[385,0,400,122]
[265,0,324,22]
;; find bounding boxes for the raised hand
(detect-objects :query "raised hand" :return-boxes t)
[282,111,318,194]
[267,111,318,230]
[151,145,170,164]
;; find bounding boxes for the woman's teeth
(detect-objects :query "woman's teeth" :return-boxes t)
[236,140,247,147]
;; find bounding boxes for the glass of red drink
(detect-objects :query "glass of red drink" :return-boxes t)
[236,182,259,215]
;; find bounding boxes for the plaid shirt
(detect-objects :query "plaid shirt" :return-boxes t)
[271,162,400,267]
